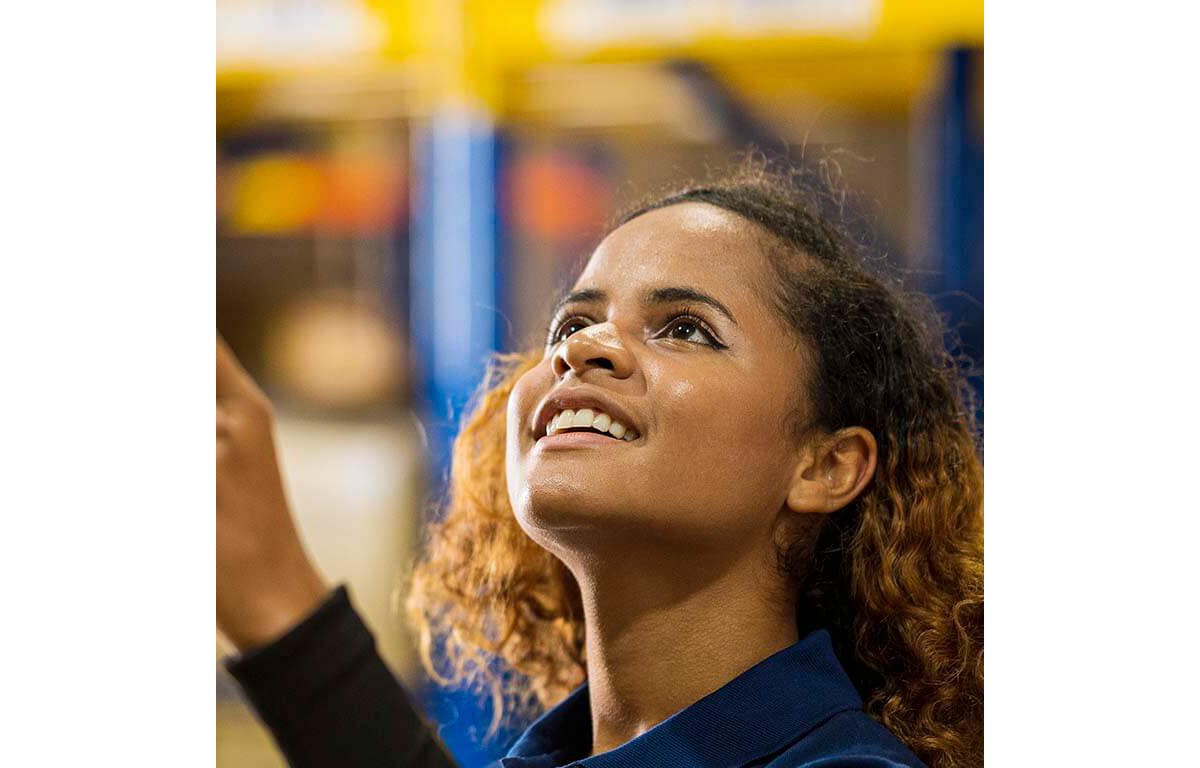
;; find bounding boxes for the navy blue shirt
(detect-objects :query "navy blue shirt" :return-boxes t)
[227,586,924,768]
[500,629,923,768]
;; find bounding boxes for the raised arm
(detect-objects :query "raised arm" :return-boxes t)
[217,333,457,767]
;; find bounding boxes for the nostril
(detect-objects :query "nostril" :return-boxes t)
[588,357,614,370]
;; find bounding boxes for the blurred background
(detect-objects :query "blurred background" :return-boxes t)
[215,1,982,765]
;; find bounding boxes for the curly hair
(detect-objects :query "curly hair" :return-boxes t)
[407,164,984,767]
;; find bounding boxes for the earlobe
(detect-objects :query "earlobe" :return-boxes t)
[785,451,830,515]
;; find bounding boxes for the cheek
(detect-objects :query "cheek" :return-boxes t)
[659,362,787,448]
[652,366,795,511]
[505,363,551,495]
[508,358,551,429]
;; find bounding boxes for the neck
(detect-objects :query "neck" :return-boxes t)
[567,545,798,757]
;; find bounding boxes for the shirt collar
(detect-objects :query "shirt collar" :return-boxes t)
[501,629,863,768]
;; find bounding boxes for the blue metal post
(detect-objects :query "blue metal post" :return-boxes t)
[408,110,518,767]
[410,110,504,473]
[933,48,985,423]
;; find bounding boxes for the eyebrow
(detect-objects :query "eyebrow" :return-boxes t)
[550,286,739,327]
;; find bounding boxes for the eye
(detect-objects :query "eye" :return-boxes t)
[548,316,590,345]
[546,310,727,349]
[658,314,724,348]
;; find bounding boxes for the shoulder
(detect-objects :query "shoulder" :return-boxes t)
[760,709,927,768]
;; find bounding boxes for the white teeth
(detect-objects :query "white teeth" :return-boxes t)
[544,407,638,441]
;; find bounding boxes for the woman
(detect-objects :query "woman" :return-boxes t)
[217,167,984,768]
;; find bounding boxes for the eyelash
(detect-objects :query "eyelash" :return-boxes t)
[545,309,727,350]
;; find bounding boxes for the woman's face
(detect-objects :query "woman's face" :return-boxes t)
[506,202,813,559]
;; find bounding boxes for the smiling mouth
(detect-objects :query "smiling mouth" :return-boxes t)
[541,408,640,442]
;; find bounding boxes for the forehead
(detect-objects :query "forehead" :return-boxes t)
[575,202,770,301]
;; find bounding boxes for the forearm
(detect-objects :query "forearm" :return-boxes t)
[225,585,457,768]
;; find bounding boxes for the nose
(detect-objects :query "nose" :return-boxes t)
[552,323,635,381]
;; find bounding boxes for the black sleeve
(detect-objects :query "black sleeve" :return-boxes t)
[224,585,459,768]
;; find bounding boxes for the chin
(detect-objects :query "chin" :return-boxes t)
[511,480,639,547]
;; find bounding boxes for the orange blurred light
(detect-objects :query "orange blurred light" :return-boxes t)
[315,155,405,233]
[506,154,612,242]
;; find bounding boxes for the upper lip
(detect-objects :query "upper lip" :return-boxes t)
[532,387,642,441]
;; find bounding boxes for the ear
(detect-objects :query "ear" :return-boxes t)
[785,427,878,516]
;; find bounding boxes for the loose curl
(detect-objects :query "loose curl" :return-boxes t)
[407,165,984,767]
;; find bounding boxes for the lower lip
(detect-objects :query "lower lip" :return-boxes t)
[535,431,633,449]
